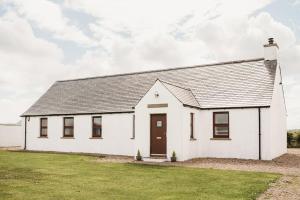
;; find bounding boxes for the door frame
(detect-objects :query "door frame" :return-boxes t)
[150,113,167,157]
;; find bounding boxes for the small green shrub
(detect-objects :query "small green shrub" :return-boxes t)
[171,151,176,162]
[136,150,142,161]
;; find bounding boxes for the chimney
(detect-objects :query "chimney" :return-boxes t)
[263,38,279,61]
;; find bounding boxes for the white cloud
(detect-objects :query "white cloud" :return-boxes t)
[64,0,272,27]
[73,10,300,128]
[0,11,70,123]
[0,0,300,129]
[5,0,95,47]
[292,0,300,5]
[75,11,298,74]
[194,12,296,61]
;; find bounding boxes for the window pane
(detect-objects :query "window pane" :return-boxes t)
[156,121,162,127]
[41,118,47,127]
[64,128,73,136]
[215,126,229,135]
[64,118,73,126]
[215,113,228,124]
[93,128,101,137]
[93,117,101,126]
[41,128,47,136]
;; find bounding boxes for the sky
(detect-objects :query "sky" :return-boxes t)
[0,0,299,129]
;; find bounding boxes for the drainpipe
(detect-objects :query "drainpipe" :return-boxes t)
[258,108,261,160]
[24,116,27,150]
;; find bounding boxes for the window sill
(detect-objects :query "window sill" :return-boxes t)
[210,138,231,141]
[38,136,48,138]
[190,138,197,141]
[89,137,103,139]
[61,137,75,139]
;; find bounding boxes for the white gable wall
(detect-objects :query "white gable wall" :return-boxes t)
[135,80,185,160]
[268,66,287,159]
[24,113,134,156]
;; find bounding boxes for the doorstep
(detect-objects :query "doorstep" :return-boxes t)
[143,157,168,163]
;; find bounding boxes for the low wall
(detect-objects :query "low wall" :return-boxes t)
[0,123,23,148]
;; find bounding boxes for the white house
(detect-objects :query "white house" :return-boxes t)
[21,38,287,161]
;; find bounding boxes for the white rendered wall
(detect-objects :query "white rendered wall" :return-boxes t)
[135,80,185,161]
[181,106,201,160]
[268,66,287,159]
[198,108,263,160]
[260,108,272,160]
[0,123,23,148]
[24,113,134,156]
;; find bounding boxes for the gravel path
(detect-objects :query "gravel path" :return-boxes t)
[175,149,300,176]
[257,175,300,200]
[256,149,300,200]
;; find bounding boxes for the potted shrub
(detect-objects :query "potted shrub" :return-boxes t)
[171,151,176,162]
[136,149,142,161]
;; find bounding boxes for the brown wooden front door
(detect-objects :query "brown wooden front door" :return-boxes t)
[150,114,167,156]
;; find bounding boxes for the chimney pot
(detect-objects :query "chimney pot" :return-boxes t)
[264,38,278,61]
[268,38,274,44]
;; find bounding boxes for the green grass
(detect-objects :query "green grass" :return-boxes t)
[0,151,279,200]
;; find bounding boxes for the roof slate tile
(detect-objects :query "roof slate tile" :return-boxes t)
[23,58,276,116]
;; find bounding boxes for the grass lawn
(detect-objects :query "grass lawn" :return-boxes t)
[0,151,279,200]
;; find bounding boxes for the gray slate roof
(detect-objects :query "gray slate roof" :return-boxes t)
[23,58,276,116]
[160,80,200,108]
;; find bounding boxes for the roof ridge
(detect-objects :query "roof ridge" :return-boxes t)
[58,58,264,83]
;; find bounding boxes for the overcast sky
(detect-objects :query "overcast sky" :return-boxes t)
[0,0,299,129]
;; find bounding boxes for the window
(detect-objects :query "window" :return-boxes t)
[40,118,48,137]
[213,112,229,138]
[63,117,74,137]
[131,115,135,139]
[92,116,102,138]
[190,113,194,139]
[156,121,162,127]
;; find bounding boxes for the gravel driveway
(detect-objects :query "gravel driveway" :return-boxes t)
[178,149,300,176]
[176,149,300,200]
